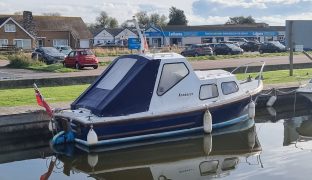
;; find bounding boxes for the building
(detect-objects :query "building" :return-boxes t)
[0,11,93,49]
[286,20,312,50]
[93,28,137,46]
[145,23,285,47]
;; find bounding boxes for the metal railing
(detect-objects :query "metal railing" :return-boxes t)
[231,61,266,86]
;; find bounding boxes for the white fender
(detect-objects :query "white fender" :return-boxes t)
[48,120,53,132]
[266,95,277,107]
[87,126,98,145]
[203,134,212,155]
[266,107,277,117]
[247,127,256,149]
[48,120,56,132]
[248,101,256,119]
[88,154,98,169]
[203,110,212,133]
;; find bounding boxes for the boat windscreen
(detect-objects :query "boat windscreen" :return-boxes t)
[96,58,137,90]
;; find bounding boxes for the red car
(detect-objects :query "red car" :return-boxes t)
[63,49,99,69]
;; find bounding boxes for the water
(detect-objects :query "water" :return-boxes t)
[1,97,312,179]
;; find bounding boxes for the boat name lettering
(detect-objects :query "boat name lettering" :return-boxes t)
[179,92,194,97]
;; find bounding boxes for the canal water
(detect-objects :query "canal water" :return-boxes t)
[1,96,312,179]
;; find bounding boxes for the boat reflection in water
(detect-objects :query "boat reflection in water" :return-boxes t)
[51,118,262,180]
[284,115,312,150]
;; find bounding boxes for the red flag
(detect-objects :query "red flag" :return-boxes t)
[34,84,53,117]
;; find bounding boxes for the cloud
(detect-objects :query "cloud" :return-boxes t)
[191,0,312,25]
[0,0,311,26]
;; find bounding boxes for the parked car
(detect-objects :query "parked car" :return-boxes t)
[55,45,72,56]
[219,41,240,47]
[181,44,213,57]
[63,49,99,69]
[31,47,65,64]
[259,41,286,54]
[213,43,244,55]
[228,38,248,46]
[240,41,261,52]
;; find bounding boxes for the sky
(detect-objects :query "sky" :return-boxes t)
[0,0,312,26]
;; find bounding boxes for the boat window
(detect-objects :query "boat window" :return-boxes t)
[199,160,219,176]
[157,63,189,96]
[221,157,239,171]
[96,58,137,90]
[221,81,239,95]
[199,84,218,100]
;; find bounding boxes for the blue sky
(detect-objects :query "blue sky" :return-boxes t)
[0,0,311,25]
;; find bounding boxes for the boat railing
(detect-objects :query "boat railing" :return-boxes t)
[231,61,265,86]
[152,53,176,58]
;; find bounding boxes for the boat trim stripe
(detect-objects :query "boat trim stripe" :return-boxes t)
[74,114,249,147]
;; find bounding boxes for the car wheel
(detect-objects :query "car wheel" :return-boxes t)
[194,53,199,57]
[75,62,81,70]
[259,50,263,54]
[93,65,98,69]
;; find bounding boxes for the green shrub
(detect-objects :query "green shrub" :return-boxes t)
[7,54,43,68]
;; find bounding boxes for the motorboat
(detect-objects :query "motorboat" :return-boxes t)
[296,79,312,102]
[43,17,265,149]
[52,119,262,179]
[50,52,264,148]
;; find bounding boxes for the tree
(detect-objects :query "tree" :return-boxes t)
[95,11,119,28]
[168,7,188,25]
[149,13,168,27]
[159,15,168,27]
[14,11,22,15]
[42,12,61,16]
[108,17,118,28]
[226,16,256,25]
[135,11,149,27]
[96,11,110,27]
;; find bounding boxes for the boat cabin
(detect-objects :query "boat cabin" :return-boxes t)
[71,53,251,117]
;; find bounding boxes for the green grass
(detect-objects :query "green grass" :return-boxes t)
[0,84,90,107]
[28,63,77,72]
[99,61,112,66]
[187,52,302,61]
[236,68,312,84]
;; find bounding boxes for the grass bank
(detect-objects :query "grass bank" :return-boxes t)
[1,68,312,107]
[188,52,302,61]
[0,84,89,106]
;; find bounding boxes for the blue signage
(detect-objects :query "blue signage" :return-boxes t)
[128,38,141,50]
[145,31,278,37]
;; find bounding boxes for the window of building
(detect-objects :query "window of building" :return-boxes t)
[13,39,31,49]
[221,81,239,95]
[53,39,68,46]
[199,84,219,100]
[0,39,8,47]
[157,63,189,96]
[4,24,16,32]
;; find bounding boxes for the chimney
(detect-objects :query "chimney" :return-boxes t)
[23,11,33,31]
[22,11,37,39]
